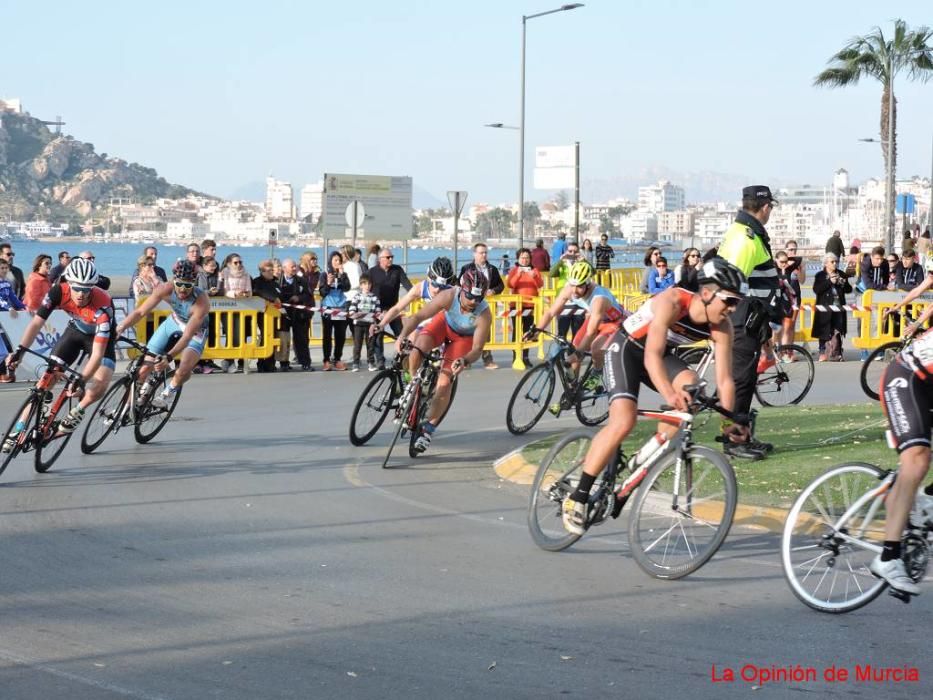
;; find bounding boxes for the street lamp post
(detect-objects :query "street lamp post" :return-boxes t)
[518,3,583,250]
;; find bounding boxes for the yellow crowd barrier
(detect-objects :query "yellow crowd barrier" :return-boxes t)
[849,290,931,350]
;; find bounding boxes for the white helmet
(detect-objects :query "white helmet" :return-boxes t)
[64,257,99,286]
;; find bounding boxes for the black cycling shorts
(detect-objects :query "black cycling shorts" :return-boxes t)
[881,360,932,453]
[49,324,117,370]
[603,332,691,405]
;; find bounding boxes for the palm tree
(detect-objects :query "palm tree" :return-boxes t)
[814,20,933,249]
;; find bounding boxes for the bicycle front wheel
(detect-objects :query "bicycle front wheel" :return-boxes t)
[781,462,888,613]
[0,394,39,479]
[575,362,609,427]
[860,342,900,401]
[382,383,417,469]
[35,392,76,473]
[506,363,555,435]
[628,445,737,579]
[349,369,398,446]
[81,376,131,454]
[134,373,181,444]
[528,430,596,552]
[755,344,814,407]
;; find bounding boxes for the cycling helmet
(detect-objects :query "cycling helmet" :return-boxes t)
[697,256,748,296]
[567,260,595,286]
[173,259,198,283]
[459,268,489,299]
[427,256,454,285]
[64,257,99,286]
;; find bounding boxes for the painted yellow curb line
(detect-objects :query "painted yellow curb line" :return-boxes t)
[494,447,791,534]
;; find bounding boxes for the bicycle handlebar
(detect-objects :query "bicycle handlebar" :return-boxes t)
[117,336,170,363]
[10,347,86,383]
[659,382,738,422]
[526,327,591,359]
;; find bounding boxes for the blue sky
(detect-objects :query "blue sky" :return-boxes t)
[3,0,932,204]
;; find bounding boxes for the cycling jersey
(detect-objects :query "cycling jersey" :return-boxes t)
[566,283,625,323]
[621,288,711,348]
[445,290,488,336]
[899,327,933,378]
[38,283,115,344]
[419,279,433,301]
[147,287,209,357]
[419,290,489,371]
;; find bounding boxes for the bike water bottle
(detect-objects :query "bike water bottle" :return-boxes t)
[631,433,667,469]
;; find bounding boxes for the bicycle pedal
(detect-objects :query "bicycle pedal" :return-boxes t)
[888,588,913,604]
[611,494,629,518]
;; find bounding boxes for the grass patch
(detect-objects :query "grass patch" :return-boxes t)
[516,403,891,509]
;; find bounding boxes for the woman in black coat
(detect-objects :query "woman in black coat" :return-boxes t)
[811,253,852,361]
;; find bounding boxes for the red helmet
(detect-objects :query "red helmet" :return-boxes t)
[459,268,489,300]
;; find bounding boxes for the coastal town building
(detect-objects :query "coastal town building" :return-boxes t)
[265,176,294,219]
[299,181,324,222]
[638,180,685,213]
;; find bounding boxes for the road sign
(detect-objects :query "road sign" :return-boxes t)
[322,173,413,239]
[447,191,468,216]
[896,193,916,215]
[534,144,576,190]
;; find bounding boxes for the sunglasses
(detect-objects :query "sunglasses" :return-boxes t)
[687,253,699,258]
[231,261,242,265]
[174,280,194,289]
[715,292,741,307]
[462,289,485,302]
[429,280,451,289]
[656,264,667,269]
[71,285,94,294]
[381,255,394,259]
[82,255,95,261]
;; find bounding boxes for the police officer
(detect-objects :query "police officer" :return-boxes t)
[717,186,780,460]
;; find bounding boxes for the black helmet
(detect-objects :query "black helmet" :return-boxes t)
[172,259,198,283]
[697,256,748,296]
[459,268,489,299]
[427,256,454,285]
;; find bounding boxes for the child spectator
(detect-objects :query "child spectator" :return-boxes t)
[647,256,675,294]
[0,257,26,382]
[348,274,381,372]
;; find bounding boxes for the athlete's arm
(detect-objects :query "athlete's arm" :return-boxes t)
[166,293,210,358]
[398,289,454,342]
[531,284,573,333]
[453,308,492,374]
[375,285,418,332]
[886,273,933,315]
[642,290,687,410]
[118,283,171,334]
[575,295,608,353]
[710,322,736,413]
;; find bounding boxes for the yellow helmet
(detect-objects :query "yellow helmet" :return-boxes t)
[567,260,594,286]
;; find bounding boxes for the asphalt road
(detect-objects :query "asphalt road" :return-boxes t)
[0,354,928,699]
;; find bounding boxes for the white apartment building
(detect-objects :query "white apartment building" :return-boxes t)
[693,212,733,242]
[620,212,658,240]
[265,176,294,219]
[657,211,695,237]
[638,180,685,213]
[166,219,210,241]
[300,181,324,222]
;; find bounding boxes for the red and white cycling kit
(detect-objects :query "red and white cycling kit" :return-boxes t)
[36,283,117,369]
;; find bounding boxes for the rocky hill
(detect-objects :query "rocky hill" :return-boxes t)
[0,110,210,219]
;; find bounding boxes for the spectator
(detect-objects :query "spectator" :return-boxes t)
[341,244,362,303]
[198,256,220,296]
[825,229,845,260]
[252,260,281,373]
[500,252,511,275]
[782,240,805,346]
[348,273,381,372]
[530,238,551,272]
[812,253,851,361]
[278,258,313,372]
[860,246,889,293]
[23,254,52,312]
[581,239,595,265]
[773,251,798,351]
[460,242,505,369]
[886,253,900,290]
[132,255,160,301]
[218,254,251,373]
[551,232,567,261]
[200,239,217,261]
[917,229,931,259]
[145,246,168,282]
[647,256,675,294]
[0,257,26,382]
[674,248,701,291]
[0,243,25,297]
[368,247,412,370]
[49,250,71,283]
[639,247,662,293]
[366,243,381,270]
[78,251,110,290]
[594,234,615,271]
[895,249,923,291]
[355,248,367,273]
[319,250,350,371]
[844,244,861,279]
[507,247,544,366]
[549,241,585,341]
[186,242,202,268]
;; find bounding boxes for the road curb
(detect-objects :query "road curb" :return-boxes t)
[494,445,790,534]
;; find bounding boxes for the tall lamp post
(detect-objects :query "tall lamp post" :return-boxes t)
[518,3,584,249]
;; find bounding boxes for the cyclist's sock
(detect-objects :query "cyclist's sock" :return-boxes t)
[925,483,933,496]
[571,472,597,503]
[881,540,901,562]
[421,422,436,436]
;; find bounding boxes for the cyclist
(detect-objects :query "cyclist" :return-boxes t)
[395,268,492,453]
[3,258,116,445]
[116,260,210,408]
[372,256,456,335]
[525,259,626,377]
[560,257,751,534]
[871,302,933,595]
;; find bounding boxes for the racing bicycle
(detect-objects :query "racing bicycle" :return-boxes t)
[527,382,738,579]
[781,462,930,613]
[506,329,609,435]
[80,337,181,453]
[0,349,86,478]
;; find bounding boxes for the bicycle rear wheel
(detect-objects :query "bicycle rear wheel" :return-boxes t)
[408,383,431,458]
[0,394,38,478]
[860,342,900,402]
[506,363,555,435]
[81,376,131,454]
[382,382,417,469]
[781,462,888,613]
[34,391,76,473]
[134,372,181,444]
[575,362,609,427]
[755,344,814,407]
[628,445,736,579]
[527,430,595,552]
[349,369,398,446]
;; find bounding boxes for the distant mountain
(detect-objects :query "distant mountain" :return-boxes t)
[0,110,211,219]
[413,184,445,210]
